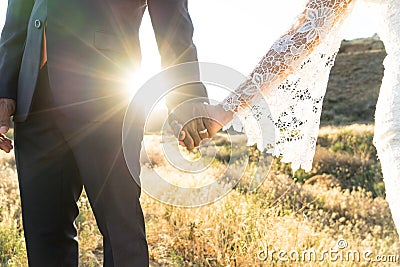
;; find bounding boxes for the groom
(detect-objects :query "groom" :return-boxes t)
[0,0,208,266]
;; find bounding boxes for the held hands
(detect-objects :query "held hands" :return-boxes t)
[169,102,234,150]
[0,98,15,153]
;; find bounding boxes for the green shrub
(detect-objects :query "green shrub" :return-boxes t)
[0,226,27,266]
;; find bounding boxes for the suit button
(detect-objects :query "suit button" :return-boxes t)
[34,19,42,29]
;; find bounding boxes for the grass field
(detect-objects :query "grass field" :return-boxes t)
[0,124,399,266]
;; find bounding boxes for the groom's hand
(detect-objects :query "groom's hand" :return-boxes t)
[168,102,211,151]
[179,104,234,150]
[0,98,15,153]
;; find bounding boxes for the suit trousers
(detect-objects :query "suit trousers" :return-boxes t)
[14,65,149,266]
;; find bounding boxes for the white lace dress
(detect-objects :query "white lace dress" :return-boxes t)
[221,0,400,237]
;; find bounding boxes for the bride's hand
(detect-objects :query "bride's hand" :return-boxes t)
[203,104,234,136]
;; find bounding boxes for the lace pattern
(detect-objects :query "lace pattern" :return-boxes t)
[222,0,356,171]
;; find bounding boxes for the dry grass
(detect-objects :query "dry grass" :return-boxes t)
[1,124,400,266]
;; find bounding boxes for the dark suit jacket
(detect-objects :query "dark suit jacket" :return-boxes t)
[0,0,208,122]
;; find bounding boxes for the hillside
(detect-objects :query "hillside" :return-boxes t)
[321,35,386,125]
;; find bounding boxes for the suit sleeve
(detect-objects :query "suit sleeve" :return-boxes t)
[0,0,34,100]
[147,0,208,111]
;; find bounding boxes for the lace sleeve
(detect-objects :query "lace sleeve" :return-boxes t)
[222,0,354,112]
[221,0,356,172]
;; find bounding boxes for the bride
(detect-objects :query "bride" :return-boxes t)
[174,0,400,238]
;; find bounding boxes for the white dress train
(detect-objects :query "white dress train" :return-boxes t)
[221,0,400,237]
[373,0,400,239]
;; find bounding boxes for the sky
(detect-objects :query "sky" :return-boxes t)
[0,0,380,101]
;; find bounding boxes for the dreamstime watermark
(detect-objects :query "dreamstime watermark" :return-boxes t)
[122,62,274,207]
[257,239,400,263]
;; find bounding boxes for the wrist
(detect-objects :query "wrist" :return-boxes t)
[213,104,234,125]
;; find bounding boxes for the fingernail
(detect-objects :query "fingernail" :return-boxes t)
[0,126,8,133]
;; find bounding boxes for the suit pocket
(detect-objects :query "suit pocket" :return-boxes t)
[93,31,121,52]
[93,30,141,70]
